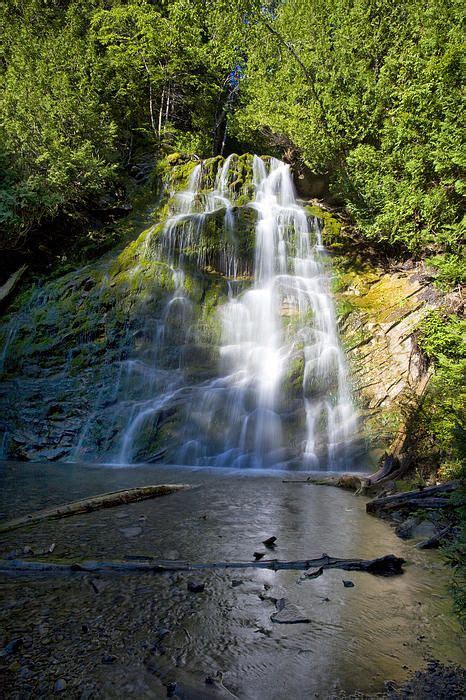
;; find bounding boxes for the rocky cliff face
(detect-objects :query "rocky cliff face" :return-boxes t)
[0,156,436,465]
[333,261,434,467]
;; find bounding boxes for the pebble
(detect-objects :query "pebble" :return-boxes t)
[54,678,67,693]
[101,653,117,664]
[343,580,355,588]
[263,536,277,548]
[120,525,142,538]
[0,637,22,657]
[187,581,205,593]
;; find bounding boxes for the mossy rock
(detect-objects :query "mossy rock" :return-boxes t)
[306,204,344,245]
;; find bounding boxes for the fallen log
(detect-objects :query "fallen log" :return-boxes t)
[0,553,405,576]
[366,481,461,515]
[0,484,191,534]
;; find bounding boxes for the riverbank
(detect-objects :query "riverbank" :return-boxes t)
[0,462,464,698]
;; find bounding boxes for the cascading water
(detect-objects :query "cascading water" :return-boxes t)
[175,156,358,469]
[70,153,358,469]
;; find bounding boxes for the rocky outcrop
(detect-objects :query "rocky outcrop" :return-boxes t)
[0,160,439,465]
[0,155,258,462]
[310,206,439,467]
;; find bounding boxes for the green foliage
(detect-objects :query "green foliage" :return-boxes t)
[441,491,466,624]
[1,0,464,264]
[0,0,249,263]
[426,254,466,291]
[418,311,466,361]
[227,0,465,254]
[417,311,466,476]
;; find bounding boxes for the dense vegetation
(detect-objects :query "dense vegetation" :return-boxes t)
[0,0,241,269]
[2,0,464,268]
[1,0,464,475]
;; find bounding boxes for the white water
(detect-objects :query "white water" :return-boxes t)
[73,154,357,468]
[170,156,358,469]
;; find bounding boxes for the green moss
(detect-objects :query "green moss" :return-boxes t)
[306,205,343,244]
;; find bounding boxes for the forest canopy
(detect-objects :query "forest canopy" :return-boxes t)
[1,0,465,265]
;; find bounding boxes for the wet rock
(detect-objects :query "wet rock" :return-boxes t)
[101,653,117,664]
[343,580,355,588]
[0,637,22,657]
[263,536,277,548]
[38,447,69,462]
[271,598,310,624]
[187,580,205,593]
[395,516,420,540]
[119,525,142,538]
[411,520,437,540]
[166,681,177,697]
[54,678,67,693]
[253,551,266,560]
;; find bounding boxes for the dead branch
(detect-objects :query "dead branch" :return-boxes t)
[366,481,461,515]
[0,484,191,534]
[0,553,405,576]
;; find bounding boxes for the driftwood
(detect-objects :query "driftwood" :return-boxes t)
[0,484,191,534]
[366,481,461,515]
[0,553,405,576]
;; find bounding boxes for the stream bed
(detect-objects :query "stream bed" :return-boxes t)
[0,461,464,698]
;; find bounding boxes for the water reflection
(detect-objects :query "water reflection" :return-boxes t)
[0,461,463,697]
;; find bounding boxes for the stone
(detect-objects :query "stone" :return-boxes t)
[262,536,277,548]
[0,637,22,657]
[54,678,67,693]
[119,525,142,538]
[411,520,437,540]
[343,580,355,588]
[395,516,420,540]
[101,653,117,664]
[231,579,243,587]
[187,581,205,593]
[90,578,108,594]
[271,598,310,624]
[253,552,266,560]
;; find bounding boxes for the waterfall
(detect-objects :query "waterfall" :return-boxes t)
[170,155,357,469]
[72,154,358,469]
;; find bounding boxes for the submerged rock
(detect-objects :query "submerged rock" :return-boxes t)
[271,598,310,624]
[187,581,205,593]
[54,678,67,693]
